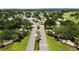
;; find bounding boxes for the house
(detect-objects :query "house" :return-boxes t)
[28,17,37,22]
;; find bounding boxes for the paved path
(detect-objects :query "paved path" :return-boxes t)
[26,23,37,51]
[39,25,48,51]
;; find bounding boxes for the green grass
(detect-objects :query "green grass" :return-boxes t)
[63,11,79,22]
[34,37,40,51]
[0,32,31,51]
[46,34,76,51]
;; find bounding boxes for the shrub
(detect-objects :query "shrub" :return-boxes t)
[37,26,40,29]
[11,34,18,39]
[0,29,14,40]
[36,36,40,42]
[36,30,40,36]
[15,34,23,42]
[47,31,54,37]
[70,14,75,17]
[22,31,27,37]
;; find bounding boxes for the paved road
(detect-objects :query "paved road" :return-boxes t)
[39,25,48,51]
[26,23,37,51]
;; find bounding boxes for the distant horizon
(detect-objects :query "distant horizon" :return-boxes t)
[0,8,79,9]
[0,8,79,11]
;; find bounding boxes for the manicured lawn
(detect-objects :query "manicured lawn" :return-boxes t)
[0,32,31,51]
[46,34,76,51]
[63,11,79,22]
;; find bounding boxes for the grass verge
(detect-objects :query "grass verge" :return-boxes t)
[46,34,76,51]
[0,32,31,51]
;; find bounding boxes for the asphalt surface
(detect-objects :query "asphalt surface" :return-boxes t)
[26,23,37,51]
[39,25,48,51]
[26,22,48,51]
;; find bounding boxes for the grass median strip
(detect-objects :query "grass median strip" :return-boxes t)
[34,36,40,51]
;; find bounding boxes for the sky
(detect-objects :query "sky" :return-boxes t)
[0,0,79,8]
